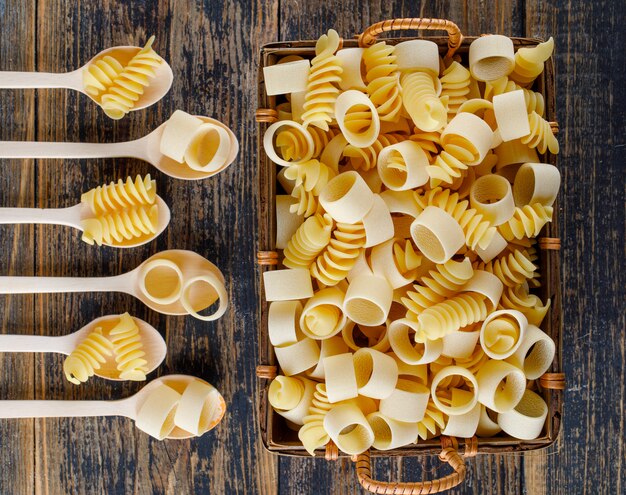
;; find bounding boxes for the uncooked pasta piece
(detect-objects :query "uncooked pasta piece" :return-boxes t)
[401,257,474,315]
[346,250,374,282]
[334,90,381,148]
[268,300,303,347]
[460,270,504,309]
[415,188,496,252]
[299,287,347,339]
[336,48,367,91]
[343,133,403,172]
[138,258,184,305]
[511,324,556,379]
[63,326,114,385]
[84,36,163,119]
[283,213,334,270]
[320,134,349,171]
[394,40,439,74]
[298,383,333,455]
[509,38,554,86]
[263,268,314,301]
[310,221,366,286]
[442,392,481,438]
[417,398,448,440]
[174,380,225,436]
[307,336,349,380]
[343,274,393,326]
[263,120,315,167]
[476,405,502,437]
[494,139,539,182]
[442,328,481,359]
[319,171,375,224]
[387,318,443,364]
[268,375,316,425]
[135,383,181,440]
[361,195,395,248]
[363,42,402,122]
[324,353,358,403]
[522,111,559,154]
[469,174,515,226]
[180,273,229,321]
[370,238,422,289]
[497,389,548,439]
[81,203,158,246]
[367,411,419,450]
[379,189,421,217]
[492,90,531,142]
[82,174,157,216]
[431,366,479,416]
[474,247,537,287]
[484,76,545,115]
[276,126,337,162]
[468,35,515,82]
[377,140,430,191]
[109,312,148,380]
[275,195,304,249]
[263,59,311,96]
[400,71,447,133]
[500,283,551,326]
[410,206,465,263]
[274,337,320,376]
[379,378,430,422]
[498,203,553,241]
[353,348,398,399]
[476,359,526,412]
[301,29,343,130]
[323,402,375,455]
[284,160,337,198]
[513,163,561,207]
[440,62,471,119]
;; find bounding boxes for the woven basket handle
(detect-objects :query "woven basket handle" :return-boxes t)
[357,18,463,58]
[354,447,466,494]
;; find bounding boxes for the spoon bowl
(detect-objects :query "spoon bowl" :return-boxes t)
[132,374,226,439]
[73,314,167,381]
[80,45,174,112]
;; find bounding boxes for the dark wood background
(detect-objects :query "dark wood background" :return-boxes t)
[0,0,623,494]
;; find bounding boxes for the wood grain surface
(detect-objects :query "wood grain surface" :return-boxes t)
[0,0,623,494]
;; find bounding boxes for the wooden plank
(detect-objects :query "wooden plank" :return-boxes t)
[0,0,37,494]
[523,2,626,495]
[28,0,278,494]
[276,1,526,494]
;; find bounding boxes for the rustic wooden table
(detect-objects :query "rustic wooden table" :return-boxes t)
[0,1,623,494]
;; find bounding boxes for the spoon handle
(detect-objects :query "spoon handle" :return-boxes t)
[0,334,70,354]
[0,399,125,419]
[0,70,81,90]
[0,140,141,160]
[0,206,80,228]
[0,274,130,294]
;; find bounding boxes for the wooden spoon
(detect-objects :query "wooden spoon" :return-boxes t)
[0,45,173,114]
[0,314,166,381]
[0,250,229,320]
[0,116,239,181]
[0,374,226,440]
[0,196,170,248]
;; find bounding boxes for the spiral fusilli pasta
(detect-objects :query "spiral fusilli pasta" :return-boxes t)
[509,38,554,87]
[521,111,559,154]
[109,312,149,381]
[82,174,157,216]
[343,133,403,171]
[500,283,551,326]
[298,383,333,455]
[416,398,448,440]
[400,71,448,132]
[283,213,334,270]
[310,222,366,286]
[89,36,164,120]
[301,30,343,130]
[498,203,553,241]
[81,203,159,246]
[63,327,114,385]
[363,42,402,122]
[474,248,537,287]
[440,62,471,120]
[276,126,337,162]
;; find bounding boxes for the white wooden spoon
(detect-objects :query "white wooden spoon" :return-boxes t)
[0,374,226,440]
[0,249,229,319]
[0,45,173,114]
[0,196,170,248]
[0,116,238,181]
[0,314,166,381]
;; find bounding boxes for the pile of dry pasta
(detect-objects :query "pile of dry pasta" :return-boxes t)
[261,30,560,456]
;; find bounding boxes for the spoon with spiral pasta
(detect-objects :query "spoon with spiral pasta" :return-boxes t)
[0,174,170,248]
[0,250,229,321]
[0,374,226,440]
[0,110,239,181]
[0,36,173,119]
[0,313,166,384]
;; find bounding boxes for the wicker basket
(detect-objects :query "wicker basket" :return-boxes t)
[256,18,564,493]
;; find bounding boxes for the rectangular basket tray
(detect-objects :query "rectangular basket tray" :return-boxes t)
[257,35,562,457]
